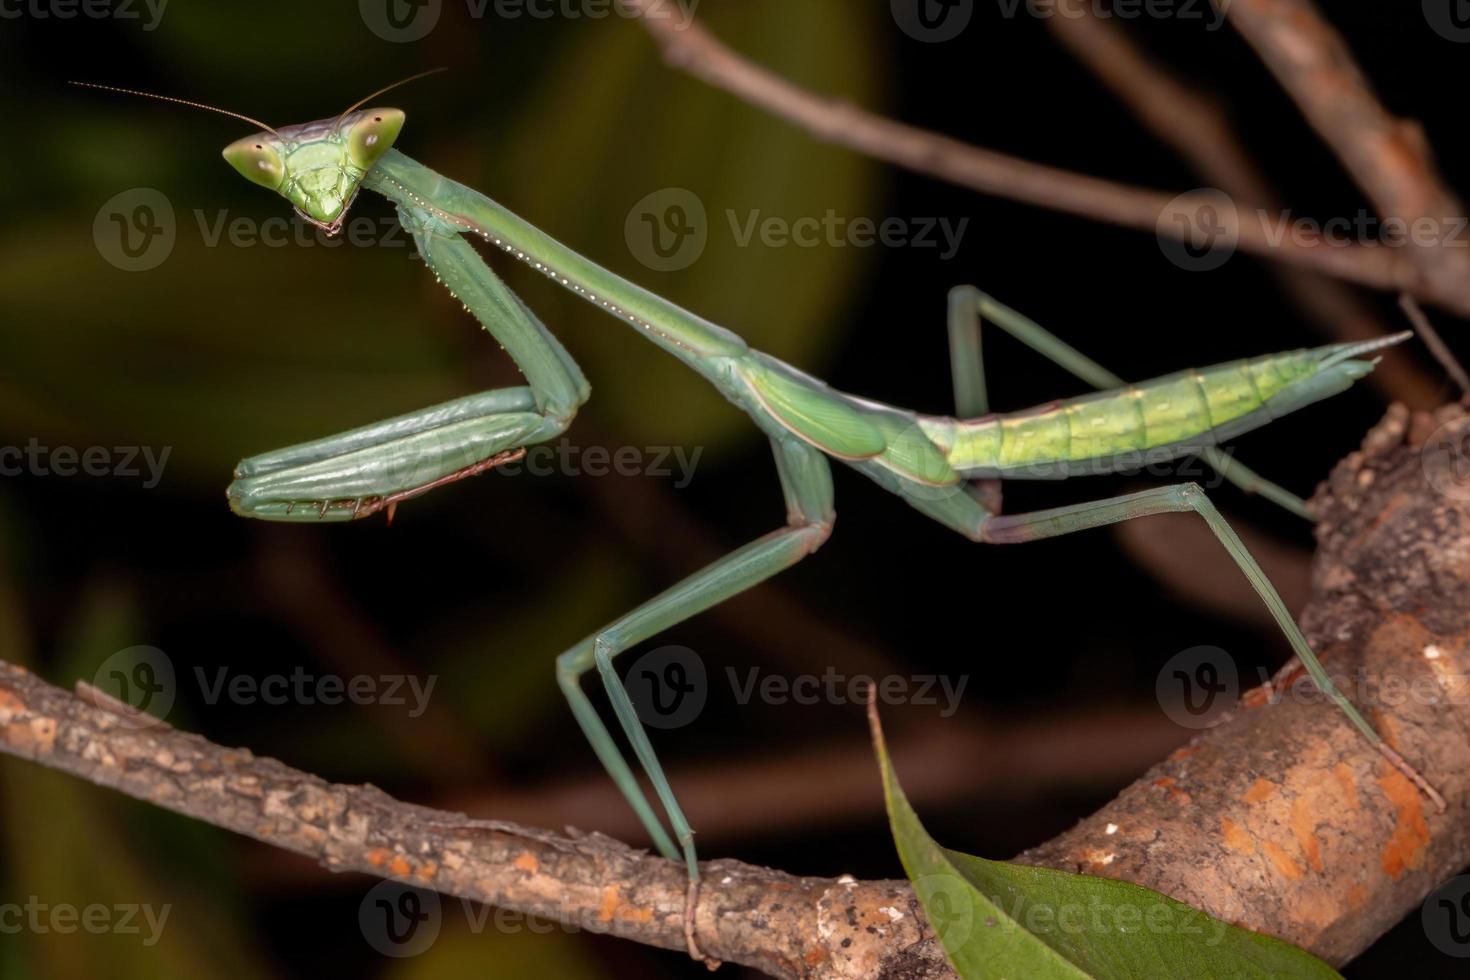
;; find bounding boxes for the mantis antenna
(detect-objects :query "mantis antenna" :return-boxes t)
[333,66,449,130]
[68,81,282,138]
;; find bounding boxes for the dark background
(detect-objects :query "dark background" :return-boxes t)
[0,1,1465,976]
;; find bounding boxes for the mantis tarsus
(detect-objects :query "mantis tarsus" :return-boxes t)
[77,76,1444,962]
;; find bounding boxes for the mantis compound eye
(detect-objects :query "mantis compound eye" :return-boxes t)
[221,137,285,190]
[345,107,405,170]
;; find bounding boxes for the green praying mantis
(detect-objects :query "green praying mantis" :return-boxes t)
[77,73,1444,961]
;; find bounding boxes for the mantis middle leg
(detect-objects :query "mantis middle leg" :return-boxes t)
[556,435,835,880]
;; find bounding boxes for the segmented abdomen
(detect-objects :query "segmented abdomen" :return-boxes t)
[941,350,1318,477]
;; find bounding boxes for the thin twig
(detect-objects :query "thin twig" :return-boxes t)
[1224,0,1470,315]
[1045,0,1439,407]
[1398,293,1469,398]
[626,1,1470,313]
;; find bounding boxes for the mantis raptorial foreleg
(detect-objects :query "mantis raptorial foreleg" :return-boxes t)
[556,436,835,878]
[946,286,1316,522]
[228,209,590,519]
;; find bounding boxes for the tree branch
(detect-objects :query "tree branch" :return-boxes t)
[1224,0,1470,317]
[0,667,954,978]
[1022,404,1470,964]
[1,404,1468,972]
[624,0,1470,314]
[1044,0,1440,407]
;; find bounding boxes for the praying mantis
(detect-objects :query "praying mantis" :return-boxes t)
[76,74,1443,961]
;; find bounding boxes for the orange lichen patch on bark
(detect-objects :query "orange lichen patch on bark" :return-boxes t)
[388,854,411,878]
[1290,797,1326,873]
[1332,763,1361,811]
[1377,769,1430,879]
[366,848,391,868]
[0,687,25,718]
[804,948,829,968]
[513,852,540,875]
[1167,744,1199,761]
[415,860,438,882]
[1347,884,1369,911]
[597,885,618,923]
[1151,777,1192,806]
[1263,840,1304,880]
[4,717,56,754]
[1242,778,1277,804]
[1220,816,1256,855]
[597,884,655,925]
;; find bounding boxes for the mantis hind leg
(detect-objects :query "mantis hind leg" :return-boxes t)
[555,436,835,881]
[906,478,1446,811]
[946,286,1314,522]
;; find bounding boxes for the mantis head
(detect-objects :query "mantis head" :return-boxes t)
[72,69,445,236]
[222,108,404,235]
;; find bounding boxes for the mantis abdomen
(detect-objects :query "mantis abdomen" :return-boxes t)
[929,340,1389,479]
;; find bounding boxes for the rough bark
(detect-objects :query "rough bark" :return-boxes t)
[1021,404,1470,964]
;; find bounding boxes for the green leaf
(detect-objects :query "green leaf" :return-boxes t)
[867,704,1343,980]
